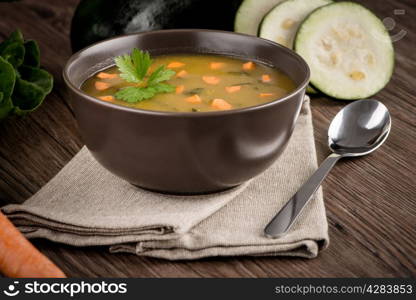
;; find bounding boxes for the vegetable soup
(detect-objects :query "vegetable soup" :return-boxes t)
[81,52,296,112]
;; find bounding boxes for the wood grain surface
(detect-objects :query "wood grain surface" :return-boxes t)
[0,0,414,278]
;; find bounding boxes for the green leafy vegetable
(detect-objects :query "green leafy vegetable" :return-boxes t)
[115,83,175,103]
[12,78,45,115]
[0,96,13,120]
[19,65,53,94]
[0,56,16,100]
[0,29,53,121]
[114,48,176,103]
[23,40,40,67]
[0,56,16,119]
[0,56,15,119]
[147,65,175,86]
[115,86,155,103]
[1,42,25,68]
[0,30,23,53]
[115,48,151,83]
[152,83,176,93]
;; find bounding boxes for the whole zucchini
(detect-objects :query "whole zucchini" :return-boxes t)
[70,0,242,52]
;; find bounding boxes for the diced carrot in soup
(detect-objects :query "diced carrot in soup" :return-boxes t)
[259,93,274,97]
[225,86,241,93]
[167,62,185,68]
[176,85,185,94]
[202,76,220,85]
[98,95,114,101]
[176,70,188,78]
[95,81,110,90]
[243,61,255,70]
[210,62,225,70]
[185,94,202,103]
[262,74,272,82]
[211,98,232,110]
[97,72,118,79]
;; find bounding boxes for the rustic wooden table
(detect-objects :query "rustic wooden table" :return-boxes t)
[0,0,414,277]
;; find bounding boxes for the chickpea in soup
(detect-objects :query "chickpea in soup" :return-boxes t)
[81,51,296,112]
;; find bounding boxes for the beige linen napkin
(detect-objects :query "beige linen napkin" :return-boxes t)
[2,97,328,260]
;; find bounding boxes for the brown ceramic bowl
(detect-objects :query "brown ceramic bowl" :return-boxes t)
[63,29,310,194]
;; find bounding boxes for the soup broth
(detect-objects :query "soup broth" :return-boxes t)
[81,54,296,112]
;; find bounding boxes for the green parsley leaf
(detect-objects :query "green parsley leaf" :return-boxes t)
[114,54,140,83]
[115,86,152,103]
[147,65,176,86]
[115,48,152,83]
[114,48,176,103]
[115,83,175,103]
[132,48,151,80]
[151,83,175,93]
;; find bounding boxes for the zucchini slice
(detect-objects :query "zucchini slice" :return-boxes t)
[259,0,332,49]
[294,2,394,100]
[234,0,285,35]
[259,0,331,95]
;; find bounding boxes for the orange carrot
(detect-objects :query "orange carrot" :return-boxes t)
[211,98,232,110]
[98,96,114,101]
[167,62,185,68]
[259,93,275,97]
[97,72,118,79]
[210,62,225,70]
[202,76,220,85]
[176,70,188,78]
[185,94,202,103]
[243,61,255,70]
[0,212,66,278]
[261,74,271,83]
[225,86,241,93]
[176,85,185,94]
[95,81,110,90]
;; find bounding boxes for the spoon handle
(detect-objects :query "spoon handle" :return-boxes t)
[264,153,342,238]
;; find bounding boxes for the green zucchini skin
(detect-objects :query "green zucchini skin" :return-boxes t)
[234,0,285,36]
[71,0,242,52]
[294,1,394,100]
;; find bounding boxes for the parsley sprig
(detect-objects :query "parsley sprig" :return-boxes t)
[114,48,176,103]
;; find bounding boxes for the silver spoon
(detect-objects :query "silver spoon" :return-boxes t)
[264,99,391,238]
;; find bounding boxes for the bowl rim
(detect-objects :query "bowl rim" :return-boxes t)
[63,29,310,118]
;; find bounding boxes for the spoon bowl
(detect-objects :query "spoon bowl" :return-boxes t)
[329,99,391,157]
[264,99,391,238]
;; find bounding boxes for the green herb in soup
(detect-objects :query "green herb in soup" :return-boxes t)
[113,48,176,102]
[81,49,296,112]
